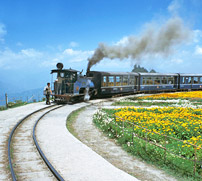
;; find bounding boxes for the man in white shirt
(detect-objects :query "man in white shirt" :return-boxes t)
[44,82,52,105]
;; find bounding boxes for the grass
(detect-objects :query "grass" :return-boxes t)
[112,101,177,107]
[66,107,86,138]
[0,100,27,111]
[0,98,47,111]
[113,95,202,107]
[0,106,7,111]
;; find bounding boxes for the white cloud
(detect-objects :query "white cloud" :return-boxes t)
[195,45,202,55]
[170,58,183,64]
[41,48,94,69]
[20,48,43,57]
[115,36,129,46]
[62,48,94,62]
[168,0,180,15]
[69,41,79,48]
[0,23,7,43]
[0,46,94,70]
[0,48,44,68]
[193,29,202,43]
[63,48,79,55]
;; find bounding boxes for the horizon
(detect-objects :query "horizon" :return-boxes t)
[1,0,202,93]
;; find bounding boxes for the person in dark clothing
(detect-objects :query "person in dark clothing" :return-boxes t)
[44,82,52,105]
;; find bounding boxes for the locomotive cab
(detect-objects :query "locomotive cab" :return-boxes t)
[51,69,78,95]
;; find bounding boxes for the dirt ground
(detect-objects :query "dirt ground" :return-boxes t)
[73,103,177,181]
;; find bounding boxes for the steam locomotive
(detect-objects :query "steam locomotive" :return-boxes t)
[51,63,202,103]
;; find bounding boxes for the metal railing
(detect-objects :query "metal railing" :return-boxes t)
[112,114,202,178]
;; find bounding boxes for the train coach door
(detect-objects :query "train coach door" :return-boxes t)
[174,76,178,88]
[134,76,138,91]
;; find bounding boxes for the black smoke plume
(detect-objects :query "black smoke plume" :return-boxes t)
[87,17,191,72]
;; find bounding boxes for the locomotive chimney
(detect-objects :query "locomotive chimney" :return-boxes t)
[86,66,90,76]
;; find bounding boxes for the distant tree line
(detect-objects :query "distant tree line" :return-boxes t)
[132,64,156,73]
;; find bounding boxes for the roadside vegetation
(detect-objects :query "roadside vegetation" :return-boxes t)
[66,107,86,138]
[94,91,202,180]
[0,98,46,111]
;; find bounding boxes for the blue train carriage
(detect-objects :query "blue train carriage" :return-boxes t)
[51,64,94,103]
[88,71,139,96]
[139,73,179,92]
[179,73,202,90]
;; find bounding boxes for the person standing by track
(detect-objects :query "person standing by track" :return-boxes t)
[44,82,52,105]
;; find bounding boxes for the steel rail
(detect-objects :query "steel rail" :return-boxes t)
[33,105,65,181]
[8,105,56,181]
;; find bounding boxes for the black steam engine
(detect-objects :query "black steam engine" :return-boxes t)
[51,63,202,103]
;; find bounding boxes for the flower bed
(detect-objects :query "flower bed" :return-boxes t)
[93,107,202,179]
[138,91,202,100]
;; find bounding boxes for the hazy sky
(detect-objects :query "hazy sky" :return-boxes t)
[0,0,202,91]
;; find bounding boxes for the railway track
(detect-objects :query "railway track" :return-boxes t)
[8,105,64,181]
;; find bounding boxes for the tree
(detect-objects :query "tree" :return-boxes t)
[149,69,156,73]
[132,64,148,73]
[132,64,157,73]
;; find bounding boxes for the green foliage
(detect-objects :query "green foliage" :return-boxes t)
[112,101,174,107]
[8,100,26,108]
[66,107,86,138]
[0,106,6,111]
[93,109,202,180]
[132,64,156,73]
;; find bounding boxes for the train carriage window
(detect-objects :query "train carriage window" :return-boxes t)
[188,77,192,84]
[154,77,160,85]
[71,73,77,82]
[123,76,128,85]
[185,77,189,84]
[60,72,64,78]
[64,72,77,83]
[182,77,186,84]
[200,77,202,84]
[102,76,107,87]
[116,76,121,86]
[146,77,153,85]
[168,77,174,84]
[142,78,146,85]
[129,75,135,85]
[193,77,199,84]
[162,77,167,84]
[108,76,114,86]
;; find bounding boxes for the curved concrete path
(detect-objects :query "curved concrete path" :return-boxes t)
[36,101,138,181]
